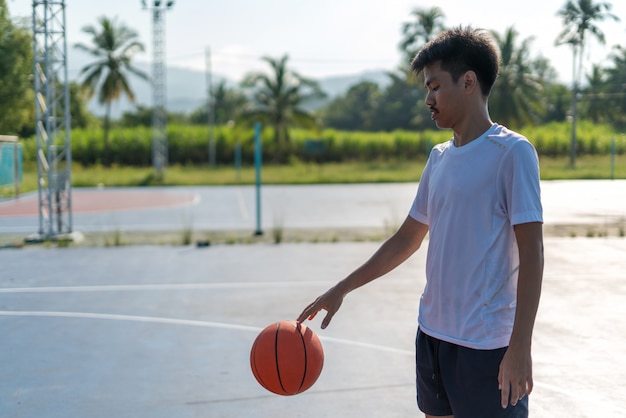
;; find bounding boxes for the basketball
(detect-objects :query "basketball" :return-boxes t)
[250,320,324,395]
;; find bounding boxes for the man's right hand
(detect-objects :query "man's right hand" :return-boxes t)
[297,284,346,329]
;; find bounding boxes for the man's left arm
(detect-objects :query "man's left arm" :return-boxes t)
[499,221,544,409]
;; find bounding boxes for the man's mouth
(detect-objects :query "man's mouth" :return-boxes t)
[429,107,438,119]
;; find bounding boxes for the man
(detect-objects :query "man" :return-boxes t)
[297,26,543,417]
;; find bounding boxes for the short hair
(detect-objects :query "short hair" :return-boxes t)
[410,26,500,96]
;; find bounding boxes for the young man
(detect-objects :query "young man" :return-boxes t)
[297,26,543,417]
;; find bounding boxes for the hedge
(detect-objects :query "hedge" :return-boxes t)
[20,121,625,166]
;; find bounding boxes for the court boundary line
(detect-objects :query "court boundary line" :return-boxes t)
[0,310,412,355]
[0,272,620,294]
[0,310,621,412]
[0,281,337,293]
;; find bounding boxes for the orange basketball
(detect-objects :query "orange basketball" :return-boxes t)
[250,320,324,395]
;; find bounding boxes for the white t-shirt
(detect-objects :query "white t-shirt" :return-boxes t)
[409,123,543,350]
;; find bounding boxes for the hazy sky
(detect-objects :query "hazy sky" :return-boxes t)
[9,0,626,84]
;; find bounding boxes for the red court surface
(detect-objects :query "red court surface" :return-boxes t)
[0,189,197,217]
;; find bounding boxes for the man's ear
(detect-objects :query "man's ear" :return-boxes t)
[463,71,478,94]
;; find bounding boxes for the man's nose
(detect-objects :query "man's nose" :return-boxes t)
[425,91,434,106]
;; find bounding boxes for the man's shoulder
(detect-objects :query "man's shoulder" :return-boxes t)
[430,138,453,155]
[486,124,532,152]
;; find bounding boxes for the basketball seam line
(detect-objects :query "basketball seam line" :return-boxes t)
[275,322,288,395]
[297,324,308,394]
[251,343,268,392]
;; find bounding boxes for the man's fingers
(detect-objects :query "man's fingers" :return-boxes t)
[297,296,326,323]
[500,381,510,409]
[526,378,534,395]
[500,379,532,409]
[298,287,343,328]
[510,385,519,406]
[298,303,335,329]
[297,301,319,323]
[320,310,336,329]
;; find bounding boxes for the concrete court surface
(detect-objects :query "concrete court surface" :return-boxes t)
[1,237,625,417]
[1,180,626,235]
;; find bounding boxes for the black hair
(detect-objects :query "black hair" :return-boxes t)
[410,26,500,96]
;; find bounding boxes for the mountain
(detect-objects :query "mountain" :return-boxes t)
[303,70,392,111]
[317,70,391,98]
[68,47,391,118]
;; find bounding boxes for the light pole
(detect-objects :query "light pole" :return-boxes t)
[141,0,174,178]
[31,0,73,241]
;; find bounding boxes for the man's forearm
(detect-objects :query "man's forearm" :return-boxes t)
[510,222,544,348]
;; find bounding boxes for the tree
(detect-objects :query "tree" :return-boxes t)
[0,0,34,136]
[372,71,424,131]
[581,64,607,123]
[241,55,325,161]
[604,45,626,128]
[541,83,571,124]
[62,82,97,129]
[74,16,149,166]
[189,81,248,125]
[489,27,543,128]
[399,7,446,65]
[321,81,382,131]
[556,0,620,166]
[118,105,187,127]
[119,105,153,127]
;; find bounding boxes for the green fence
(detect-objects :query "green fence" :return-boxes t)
[0,138,22,187]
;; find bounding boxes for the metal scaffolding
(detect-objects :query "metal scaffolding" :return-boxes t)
[142,0,175,177]
[31,0,73,240]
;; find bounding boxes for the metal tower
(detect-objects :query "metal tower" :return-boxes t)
[31,0,73,240]
[142,0,174,177]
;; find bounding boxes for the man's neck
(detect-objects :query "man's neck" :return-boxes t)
[452,108,493,147]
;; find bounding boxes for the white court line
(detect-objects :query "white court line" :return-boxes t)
[0,310,411,355]
[0,310,262,332]
[0,273,620,295]
[321,335,413,356]
[0,281,335,293]
[0,310,620,411]
[1,274,620,295]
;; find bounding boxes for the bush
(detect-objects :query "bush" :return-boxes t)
[19,121,624,166]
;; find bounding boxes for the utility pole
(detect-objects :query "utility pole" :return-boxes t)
[141,0,175,178]
[206,47,216,167]
[568,37,580,168]
[31,0,73,241]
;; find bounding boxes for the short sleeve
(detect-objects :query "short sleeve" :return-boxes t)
[502,140,543,226]
[409,156,433,225]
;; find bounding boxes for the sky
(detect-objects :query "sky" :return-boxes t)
[8,0,626,85]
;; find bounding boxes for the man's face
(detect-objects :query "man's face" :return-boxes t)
[423,60,466,130]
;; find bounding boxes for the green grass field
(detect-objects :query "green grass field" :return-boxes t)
[539,155,626,180]
[2,154,625,199]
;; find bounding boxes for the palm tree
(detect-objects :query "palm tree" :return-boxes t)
[375,71,424,131]
[555,0,619,166]
[321,81,382,131]
[241,55,325,161]
[604,45,626,128]
[399,7,446,65]
[582,64,606,123]
[74,16,149,166]
[489,27,543,128]
[190,80,248,125]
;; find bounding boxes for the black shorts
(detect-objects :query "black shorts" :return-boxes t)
[415,328,528,418]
